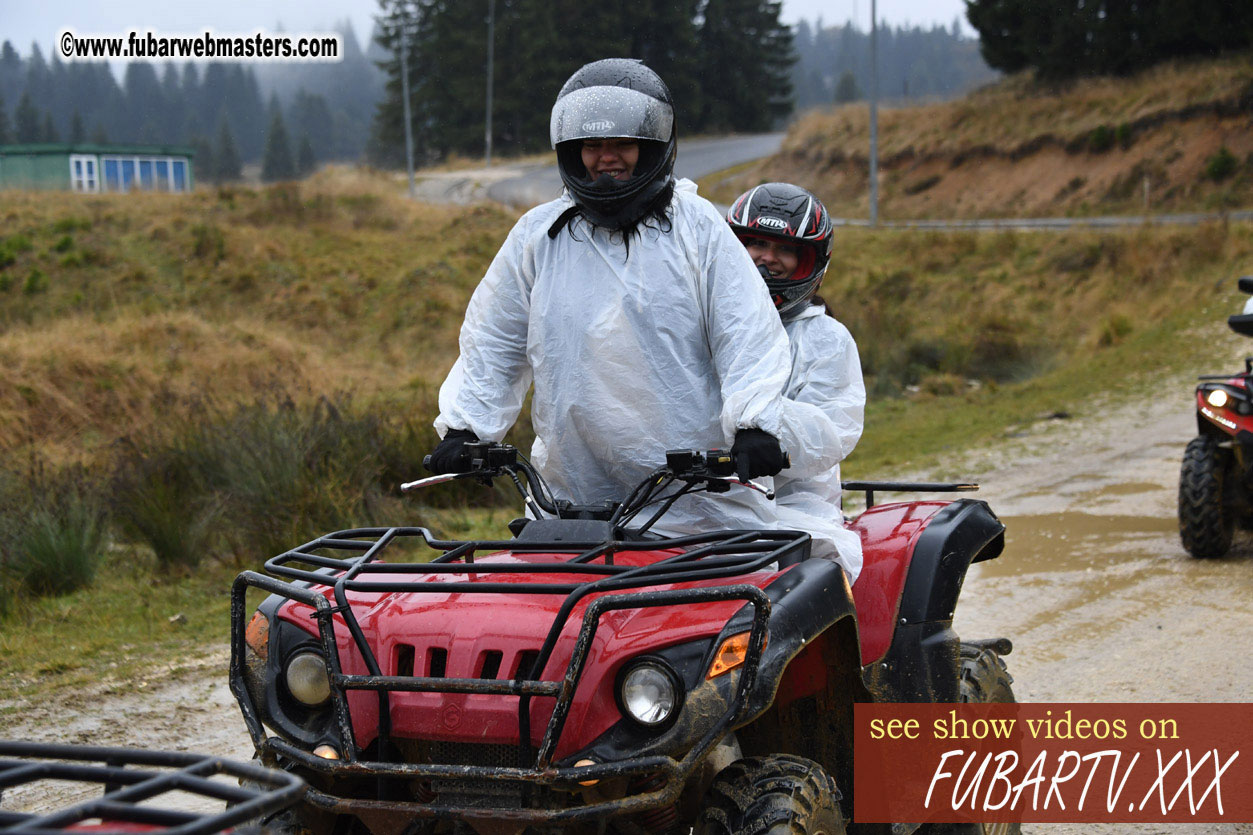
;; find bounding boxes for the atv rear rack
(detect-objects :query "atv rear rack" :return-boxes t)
[230,525,803,824]
[0,741,305,835]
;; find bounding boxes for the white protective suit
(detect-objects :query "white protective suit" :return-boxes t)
[436,179,861,580]
[772,303,867,581]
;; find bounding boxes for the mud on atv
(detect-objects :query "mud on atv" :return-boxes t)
[231,443,1016,835]
[1179,275,1253,558]
[0,740,305,835]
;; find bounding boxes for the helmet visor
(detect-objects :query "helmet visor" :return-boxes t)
[550,86,674,148]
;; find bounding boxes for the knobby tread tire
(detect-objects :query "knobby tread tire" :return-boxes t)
[1178,435,1234,558]
[696,754,845,835]
[924,645,1023,835]
[958,644,1015,705]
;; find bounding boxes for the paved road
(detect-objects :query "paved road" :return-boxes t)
[486,132,785,208]
[838,210,1253,231]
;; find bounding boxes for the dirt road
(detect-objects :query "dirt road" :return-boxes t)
[5,331,1253,833]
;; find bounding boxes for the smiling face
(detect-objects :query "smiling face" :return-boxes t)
[581,138,640,181]
[742,236,800,280]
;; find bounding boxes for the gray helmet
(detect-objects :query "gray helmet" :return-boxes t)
[550,59,677,230]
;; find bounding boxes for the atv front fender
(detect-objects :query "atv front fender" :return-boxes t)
[862,498,1005,703]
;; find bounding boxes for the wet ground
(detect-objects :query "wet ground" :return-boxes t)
[6,370,1253,833]
[945,387,1253,834]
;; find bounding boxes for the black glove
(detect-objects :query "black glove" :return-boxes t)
[426,429,479,474]
[730,428,787,481]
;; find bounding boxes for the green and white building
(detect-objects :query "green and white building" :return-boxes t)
[0,143,195,192]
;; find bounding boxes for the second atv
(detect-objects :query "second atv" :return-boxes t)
[1179,275,1253,557]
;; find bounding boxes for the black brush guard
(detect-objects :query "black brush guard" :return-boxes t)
[0,741,305,835]
[230,525,808,825]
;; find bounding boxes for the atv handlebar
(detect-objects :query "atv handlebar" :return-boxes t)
[403,443,784,533]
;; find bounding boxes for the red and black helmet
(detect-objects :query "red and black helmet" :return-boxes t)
[727,183,834,318]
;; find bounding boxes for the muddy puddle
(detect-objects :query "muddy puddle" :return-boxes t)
[980,512,1181,577]
[957,505,1253,704]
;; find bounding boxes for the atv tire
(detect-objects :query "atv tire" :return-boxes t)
[696,754,846,835]
[1178,435,1235,558]
[917,647,1022,835]
[958,644,1015,704]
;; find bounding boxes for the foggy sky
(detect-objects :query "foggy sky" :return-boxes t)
[1,0,972,61]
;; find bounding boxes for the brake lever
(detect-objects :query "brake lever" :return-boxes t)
[401,472,480,492]
[708,475,776,500]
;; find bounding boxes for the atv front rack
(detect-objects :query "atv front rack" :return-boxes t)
[0,741,305,835]
[230,525,804,824]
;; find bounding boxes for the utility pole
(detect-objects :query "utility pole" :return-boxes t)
[485,0,495,166]
[869,0,879,226]
[397,3,416,199]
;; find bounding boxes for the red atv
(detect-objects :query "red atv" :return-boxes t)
[230,443,1015,835]
[1179,275,1253,558]
[0,741,304,834]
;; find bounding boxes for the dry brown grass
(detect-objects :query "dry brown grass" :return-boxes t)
[784,56,1253,161]
[703,56,1253,218]
[0,170,519,464]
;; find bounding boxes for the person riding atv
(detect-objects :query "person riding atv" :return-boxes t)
[427,58,858,579]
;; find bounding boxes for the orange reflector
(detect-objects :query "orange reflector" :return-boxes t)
[313,744,341,760]
[245,612,270,659]
[574,758,598,786]
[707,631,766,679]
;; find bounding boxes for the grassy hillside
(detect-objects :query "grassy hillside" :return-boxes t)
[0,170,515,465]
[703,56,1253,218]
[2,163,1253,697]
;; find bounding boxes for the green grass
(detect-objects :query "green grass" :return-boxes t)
[0,547,236,692]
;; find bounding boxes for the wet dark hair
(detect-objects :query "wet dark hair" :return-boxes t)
[548,180,675,255]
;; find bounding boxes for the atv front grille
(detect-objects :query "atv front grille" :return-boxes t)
[419,741,522,769]
[395,740,528,810]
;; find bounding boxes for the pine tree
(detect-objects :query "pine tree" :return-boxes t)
[834,70,862,103]
[90,123,108,143]
[0,94,11,144]
[189,134,215,184]
[965,0,1253,79]
[69,110,85,143]
[288,90,334,161]
[296,134,316,177]
[14,91,39,142]
[261,97,295,182]
[41,111,58,142]
[697,0,794,132]
[214,117,242,182]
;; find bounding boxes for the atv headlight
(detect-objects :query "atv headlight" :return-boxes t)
[1207,389,1230,409]
[618,660,681,727]
[285,651,331,707]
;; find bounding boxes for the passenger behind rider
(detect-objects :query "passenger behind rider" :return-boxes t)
[727,184,867,573]
[427,60,859,582]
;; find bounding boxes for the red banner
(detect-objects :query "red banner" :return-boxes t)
[854,703,1253,824]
